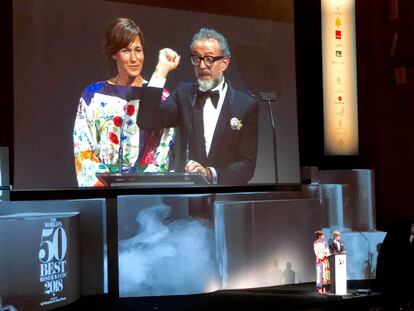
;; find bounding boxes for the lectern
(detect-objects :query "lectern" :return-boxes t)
[97,172,210,187]
[328,253,347,295]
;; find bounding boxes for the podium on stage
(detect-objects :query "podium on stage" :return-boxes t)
[97,172,210,187]
[328,253,347,295]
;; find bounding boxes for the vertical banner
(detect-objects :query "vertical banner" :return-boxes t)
[321,0,359,155]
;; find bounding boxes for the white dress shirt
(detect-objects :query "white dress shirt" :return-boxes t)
[335,240,341,251]
[202,79,227,156]
[147,74,226,184]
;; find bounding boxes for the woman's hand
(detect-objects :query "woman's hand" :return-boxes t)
[155,48,180,79]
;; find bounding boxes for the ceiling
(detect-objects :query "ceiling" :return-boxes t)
[104,0,294,23]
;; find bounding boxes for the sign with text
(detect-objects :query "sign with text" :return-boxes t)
[0,213,79,310]
[321,0,359,155]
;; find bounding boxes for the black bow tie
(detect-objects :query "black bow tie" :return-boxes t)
[196,90,220,108]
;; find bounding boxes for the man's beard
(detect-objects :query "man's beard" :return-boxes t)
[197,74,223,91]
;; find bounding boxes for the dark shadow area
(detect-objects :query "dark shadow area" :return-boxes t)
[375,221,414,310]
[56,280,385,311]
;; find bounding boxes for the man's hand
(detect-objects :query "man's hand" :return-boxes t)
[154,48,180,79]
[185,160,212,182]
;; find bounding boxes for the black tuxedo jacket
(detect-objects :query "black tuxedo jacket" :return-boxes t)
[139,81,258,184]
[328,238,346,254]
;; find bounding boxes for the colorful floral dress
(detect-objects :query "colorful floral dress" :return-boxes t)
[73,81,175,187]
[313,239,330,288]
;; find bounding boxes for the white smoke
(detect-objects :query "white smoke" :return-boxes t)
[118,203,218,297]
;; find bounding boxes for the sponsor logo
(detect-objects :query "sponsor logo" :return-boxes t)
[336,107,345,117]
[334,87,345,93]
[335,17,341,28]
[334,0,344,15]
[39,219,68,306]
[335,96,344,105]
[334,68,345,74]
[336,30,342,39]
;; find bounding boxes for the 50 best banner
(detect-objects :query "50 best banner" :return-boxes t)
[0,212,80,310]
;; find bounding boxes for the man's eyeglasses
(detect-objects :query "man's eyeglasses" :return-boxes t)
[190,54,226,67]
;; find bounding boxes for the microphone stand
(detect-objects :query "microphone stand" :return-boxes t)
[259,92,278,183]
[117,111,129,174]
[358,231,372,292]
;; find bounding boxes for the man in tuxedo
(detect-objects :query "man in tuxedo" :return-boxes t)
[328,231,346,255]
[139,28,258,184]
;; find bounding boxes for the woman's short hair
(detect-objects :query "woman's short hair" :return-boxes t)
[314,230,324,239]
[104,17,145,60]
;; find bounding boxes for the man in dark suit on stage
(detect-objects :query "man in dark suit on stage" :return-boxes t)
[328,231,346,255]
[139,28,258,185]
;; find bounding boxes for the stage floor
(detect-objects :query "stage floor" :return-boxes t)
[58,280,384,311]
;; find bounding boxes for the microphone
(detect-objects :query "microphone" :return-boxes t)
[117,109,129,174]
[259,91,278,183]
[259,92,276,101]
[358,231,372,280]
[185,138,190,168]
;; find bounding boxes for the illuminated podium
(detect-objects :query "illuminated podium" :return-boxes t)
[328,253,347,295]
[97,172,210,187]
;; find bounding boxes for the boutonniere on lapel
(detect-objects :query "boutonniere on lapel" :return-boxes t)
[230,117,243,130]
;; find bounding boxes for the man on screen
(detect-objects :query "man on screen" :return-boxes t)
[139,28,258,184]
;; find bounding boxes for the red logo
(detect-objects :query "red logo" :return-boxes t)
[336,30,342,39]
[338,96,343,101]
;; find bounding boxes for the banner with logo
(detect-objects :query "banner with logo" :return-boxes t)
[321,0,359,155]
[0,212,80,310]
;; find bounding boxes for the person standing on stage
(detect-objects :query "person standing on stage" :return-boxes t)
[313,230,330,295]
[73,18,175,187]
[138,28,259,185]
[328,231,346,255]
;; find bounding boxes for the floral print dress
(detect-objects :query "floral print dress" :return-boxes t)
[313,239,330,288]
[73,81,174,187]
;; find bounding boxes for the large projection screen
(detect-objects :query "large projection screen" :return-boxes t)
[13,0,299,189]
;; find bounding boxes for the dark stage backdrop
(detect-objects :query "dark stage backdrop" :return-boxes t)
[13,0,299,189]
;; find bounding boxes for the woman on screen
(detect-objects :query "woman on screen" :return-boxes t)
[313,230,330,295]
[73,18,175,187]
